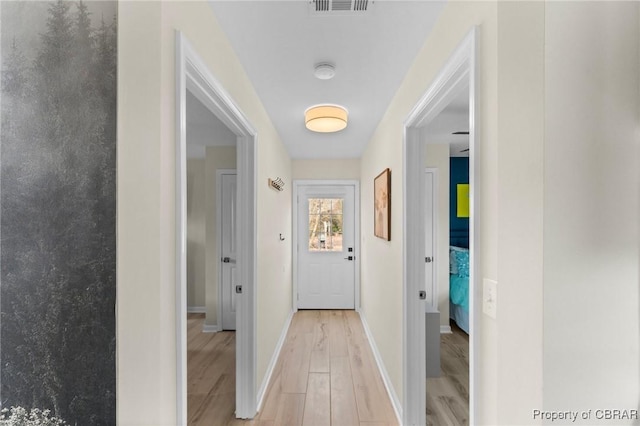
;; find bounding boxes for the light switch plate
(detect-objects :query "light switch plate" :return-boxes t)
[483,279,497,319]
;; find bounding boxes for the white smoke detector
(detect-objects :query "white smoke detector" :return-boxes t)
[314,62,336,80]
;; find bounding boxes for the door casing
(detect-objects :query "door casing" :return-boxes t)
[402,27,479,425]
[176,32,258,423]
[292,180,360,312]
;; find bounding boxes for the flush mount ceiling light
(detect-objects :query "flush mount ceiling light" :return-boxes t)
[305,104,348,133]
[314,62,336,80]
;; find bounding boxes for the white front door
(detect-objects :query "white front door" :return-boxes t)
[425,170,437,308]
[221,172,237,330]
[297,185,355,309]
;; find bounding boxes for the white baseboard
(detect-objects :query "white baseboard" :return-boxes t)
[440,325,452,334]
[188,306,206,314]
[358,311,403,425]
[257,309,294,412]
[202,324,219,333]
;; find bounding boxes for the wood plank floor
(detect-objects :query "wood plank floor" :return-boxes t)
[426,322,469,426]
[187,310,398,426]
[188,313,237,425]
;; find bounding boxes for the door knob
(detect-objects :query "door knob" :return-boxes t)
[344,256,354,261]
[222,257,230,263]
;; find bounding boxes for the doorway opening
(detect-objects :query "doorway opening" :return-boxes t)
[176,32,257,424]
[423,85,472,425]
[402,28,479,425]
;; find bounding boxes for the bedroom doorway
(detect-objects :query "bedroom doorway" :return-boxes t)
[402,28,478,425]
[423,82,471,426]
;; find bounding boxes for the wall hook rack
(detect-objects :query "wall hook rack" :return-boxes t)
[268,177,285,192]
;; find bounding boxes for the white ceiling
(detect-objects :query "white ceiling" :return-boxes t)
[186,89,236,159]
[423,88,470,157]
[208,0,446,159]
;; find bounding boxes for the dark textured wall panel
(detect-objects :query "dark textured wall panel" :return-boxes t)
[0,1,117,424]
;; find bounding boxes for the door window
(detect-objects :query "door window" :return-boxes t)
[308,198,343,252]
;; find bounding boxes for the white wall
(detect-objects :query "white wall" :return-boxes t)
[495,3,545,424]
[292,158,361,180]
[424,143,450,328]
[359,1,501,421]
[359,1,548,424]
[203,146,236,326]
[543,3,639,423]
[187,158,206,309]
[117,1,292,423]
[118,4,171,424]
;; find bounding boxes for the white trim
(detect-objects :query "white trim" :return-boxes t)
[359,311,402,424]
[292,180,360,312]
[402,27,479,426]
[216,169,237,330]
[425,167,438,310]
[202,324,219,333]
[256,309,295,411]
[440,325,452,334]
[175,32,188,426]
[187,306,207,314]
[176,31,258,424]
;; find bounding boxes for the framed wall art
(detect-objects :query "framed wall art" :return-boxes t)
[374,168,391,240]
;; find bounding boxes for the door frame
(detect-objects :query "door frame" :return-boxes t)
[176,32,258,423]
[292,180,360,312]
[217,169,237,329]
[402,27,479,425]
[424,167,438,310]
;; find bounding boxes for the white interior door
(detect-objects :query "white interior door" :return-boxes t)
[425,170,436,309]
[221,172,237,330]
[297,185,355,309]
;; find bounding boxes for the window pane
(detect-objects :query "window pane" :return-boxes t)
[308,198,344,252]
[320,199,333,214]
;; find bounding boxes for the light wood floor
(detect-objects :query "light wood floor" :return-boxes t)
[187,310,398,426]
[426,322,469,426]
[188,313,237,425]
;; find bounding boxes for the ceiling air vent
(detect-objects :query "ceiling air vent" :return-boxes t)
[310,0,370,14]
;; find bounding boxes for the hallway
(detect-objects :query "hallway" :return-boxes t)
[257,310,397,425]
[187,310,398,425]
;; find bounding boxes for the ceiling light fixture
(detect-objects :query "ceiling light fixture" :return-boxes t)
[305,104,348,133]
[313,62,336,80]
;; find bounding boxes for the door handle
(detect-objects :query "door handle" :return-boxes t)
[344,256,354,261]
[222,257,236,264]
